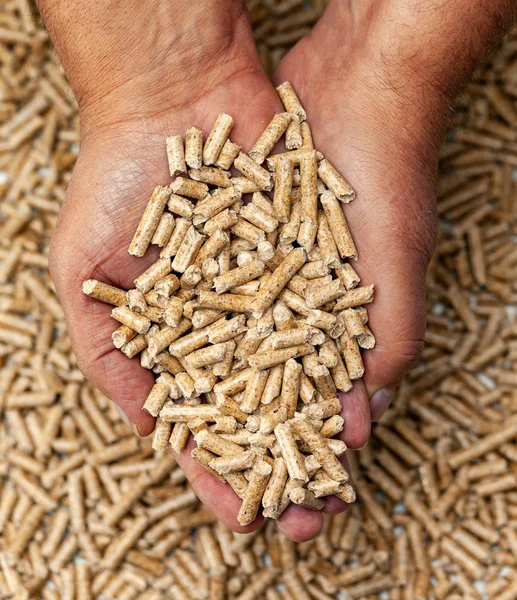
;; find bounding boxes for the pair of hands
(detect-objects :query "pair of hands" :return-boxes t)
[41,0,505,540]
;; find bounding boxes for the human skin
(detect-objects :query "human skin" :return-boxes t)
[37,0,517,541]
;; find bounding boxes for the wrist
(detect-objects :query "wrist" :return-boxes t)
[37,0,258,133]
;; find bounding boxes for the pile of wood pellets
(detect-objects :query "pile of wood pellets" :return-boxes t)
[3,0,517,598]
[83,82,370,525]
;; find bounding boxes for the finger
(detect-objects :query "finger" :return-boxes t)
[276,504,323,542]
[174,438,263,534]
[339,381,371,449]
[50,253,157,435]
[370,387,395,421]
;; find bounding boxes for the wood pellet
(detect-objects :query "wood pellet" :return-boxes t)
[2,0,517,598]
[83,82,371,525]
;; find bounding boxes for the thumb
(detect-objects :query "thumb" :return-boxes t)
[361,240,431,421]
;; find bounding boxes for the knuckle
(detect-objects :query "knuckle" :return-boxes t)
[388,338,425,377]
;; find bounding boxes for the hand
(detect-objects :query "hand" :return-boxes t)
[47,4,337,541]
[274,0,452,433]
[274,0,517,433]
[45,0,514,542]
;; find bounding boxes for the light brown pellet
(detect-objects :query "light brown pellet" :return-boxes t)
[234,152,274,192]
[82,280,127,306]
[171,226,205,273]
[317,159,355,203]
[129,186,171,257]
[237,460,272,525]
[249,113,292,164]
[166,135,186,177]
[276,81,306,122]
[274,422,308,484]
[203,114,234,166]
[185,126,203,169]
[215,139,242,170]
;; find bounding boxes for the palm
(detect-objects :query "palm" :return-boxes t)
[51,71,331,540]
[275,18,437,427]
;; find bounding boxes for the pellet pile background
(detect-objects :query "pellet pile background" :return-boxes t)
[2,0,517,598]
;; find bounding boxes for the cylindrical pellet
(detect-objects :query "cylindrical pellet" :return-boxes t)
[166,135,186,177]
[185,126,203,169]
[129,186,171,257]
[203,113,234,166]
[273,157,294,224]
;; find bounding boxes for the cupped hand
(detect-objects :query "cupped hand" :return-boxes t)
[50,1,444,542]
[275,0,445,438]
[49,17,333,541]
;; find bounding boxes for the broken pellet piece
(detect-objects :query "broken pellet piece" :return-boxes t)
[185,126,203,169]
[166,135,186,177]
[318,158,355,203]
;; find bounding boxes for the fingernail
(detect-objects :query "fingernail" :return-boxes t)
[115,403,132,429]
[370,388,395,421]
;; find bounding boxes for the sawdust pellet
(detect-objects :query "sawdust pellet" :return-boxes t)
[215,139,242,170]
[142,384,170,417]
[249,112,292,165]
[237,460,272,525]
[82,279,127,306]
[317,158,355,203]
[151,212,175,247]
[274,422,308,484]
[111,306,151,335]
[166,135,186,177]
[203,114,234,166]
[276,81,306,122]
[185,126,203,169]
[171,226,205,274]
[128,186,171,257]
[273,157,295,224]
[319,189,357,260]
[234,152,274,191]
[171,176,209,201]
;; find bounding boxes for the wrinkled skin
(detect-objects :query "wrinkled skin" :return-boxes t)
[48,2,444,541]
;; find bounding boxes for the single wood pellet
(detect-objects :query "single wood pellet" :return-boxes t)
[2,0,517,598]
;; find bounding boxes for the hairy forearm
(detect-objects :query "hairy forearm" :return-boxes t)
[35,0,251,116]
[317,0,517,158]
[370,0,517,103]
